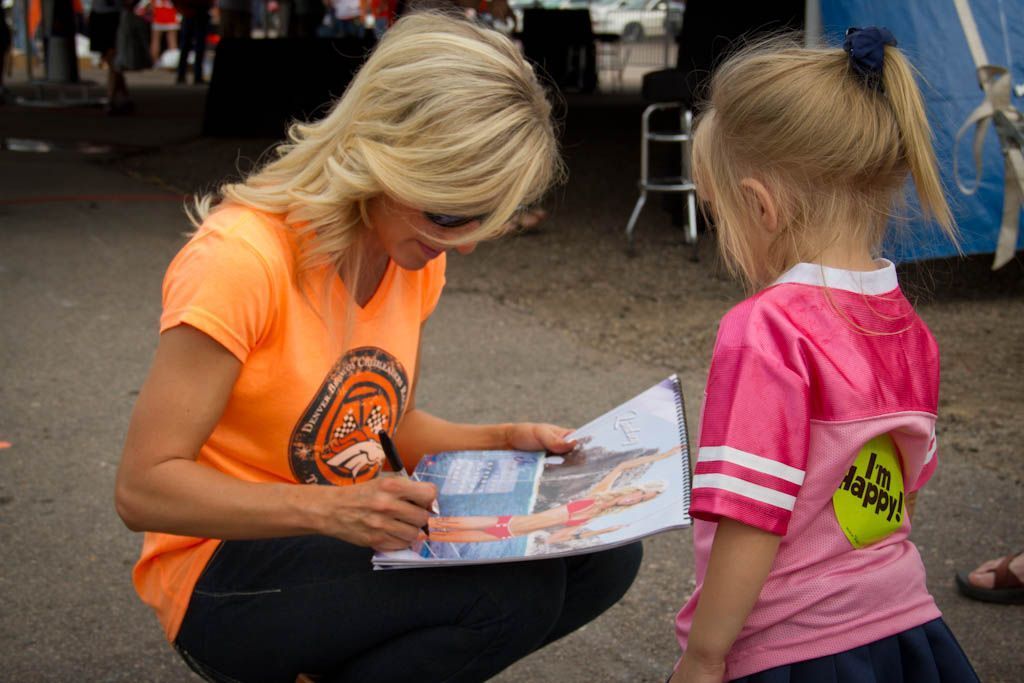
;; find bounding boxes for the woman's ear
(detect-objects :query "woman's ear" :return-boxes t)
[739,178,778,235]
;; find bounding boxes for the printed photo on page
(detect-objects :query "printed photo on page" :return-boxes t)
[373,376,692,569]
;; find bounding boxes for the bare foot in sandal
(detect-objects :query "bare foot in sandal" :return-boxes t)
[511,207,548,231]
[955,550,1024,604]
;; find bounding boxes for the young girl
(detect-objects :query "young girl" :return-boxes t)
[671,28,980,683]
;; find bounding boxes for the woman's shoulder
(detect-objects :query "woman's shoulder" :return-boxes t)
[191,205,297,274]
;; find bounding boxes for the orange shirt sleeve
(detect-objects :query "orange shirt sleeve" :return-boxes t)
[160,222,278,362]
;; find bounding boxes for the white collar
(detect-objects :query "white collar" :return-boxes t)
[770,259,898,295]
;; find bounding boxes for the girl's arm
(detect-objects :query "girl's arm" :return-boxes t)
[670,518,781,683]
[114,325,437,551]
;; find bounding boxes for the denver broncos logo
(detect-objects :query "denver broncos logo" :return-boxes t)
[289,347,409,486]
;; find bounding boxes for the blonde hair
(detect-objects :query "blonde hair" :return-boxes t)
[693,35,956,290]
[190,12,563,283]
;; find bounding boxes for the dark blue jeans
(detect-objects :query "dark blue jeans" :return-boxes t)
[175,535,643,682]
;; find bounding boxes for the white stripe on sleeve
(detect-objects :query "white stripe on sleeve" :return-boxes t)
[925,428,937,465]
[693,473,797,511]
[698,445,805,485]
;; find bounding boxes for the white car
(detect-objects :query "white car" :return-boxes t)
[589,0,681,42]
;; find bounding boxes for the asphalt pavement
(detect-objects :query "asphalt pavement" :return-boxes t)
[0,66,1020,682]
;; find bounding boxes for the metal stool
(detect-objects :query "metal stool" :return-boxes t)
[625,103,698,258]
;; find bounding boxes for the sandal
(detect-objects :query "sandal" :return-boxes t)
[955,550,1024,604]
[511,207,548,232]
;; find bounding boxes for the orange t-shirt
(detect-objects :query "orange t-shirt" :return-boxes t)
[132,206,446,641]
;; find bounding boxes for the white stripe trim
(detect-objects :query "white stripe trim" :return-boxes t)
[771,260,898,295]
[693,473,797,511]
[699,445,805,485]
[925,428,937,465]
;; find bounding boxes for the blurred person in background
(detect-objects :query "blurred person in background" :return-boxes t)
[173,0,211,83]
[320,0,364,37]
[218,0,251,37]
[366,0,394,37]
[148,0,180,63]
[88,0,133,114]
[1,0,10,103]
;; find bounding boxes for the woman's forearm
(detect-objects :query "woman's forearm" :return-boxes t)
[393,408,512,466]
[115,455,323,539]
[116,452,436,550]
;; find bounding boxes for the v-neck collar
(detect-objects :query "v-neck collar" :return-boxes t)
[332,258,399,320]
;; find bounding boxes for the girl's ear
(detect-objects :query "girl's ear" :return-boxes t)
[739,178,779,235]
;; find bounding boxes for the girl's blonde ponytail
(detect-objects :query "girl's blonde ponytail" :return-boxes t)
[881,46,957,244]
[693,32,960,288]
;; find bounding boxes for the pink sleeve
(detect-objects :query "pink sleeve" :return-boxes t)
[690,345,810,535]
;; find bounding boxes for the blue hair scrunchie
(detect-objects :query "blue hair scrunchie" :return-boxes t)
[843,26,897,91]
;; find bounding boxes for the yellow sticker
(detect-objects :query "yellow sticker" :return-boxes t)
[833,433,905,549]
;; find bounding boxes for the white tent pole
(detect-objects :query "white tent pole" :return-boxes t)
[804,0,822,48]
[953,0,1023,269]
[954,0,990,70]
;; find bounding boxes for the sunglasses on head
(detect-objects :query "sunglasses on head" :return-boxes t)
[422,211,487,229]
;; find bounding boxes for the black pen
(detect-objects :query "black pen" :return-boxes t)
[378,431,441,516]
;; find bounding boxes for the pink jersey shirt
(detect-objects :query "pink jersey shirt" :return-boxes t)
[676,261,941,680]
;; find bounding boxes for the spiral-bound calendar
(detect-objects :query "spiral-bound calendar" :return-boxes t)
[374,376,692,569]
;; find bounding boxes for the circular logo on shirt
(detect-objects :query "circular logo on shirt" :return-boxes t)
[833,433,906,548]
[289,347,409,486]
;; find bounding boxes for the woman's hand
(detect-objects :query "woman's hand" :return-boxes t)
[505,423,576,454]
[669,654,726,683]
[312,476,438,552]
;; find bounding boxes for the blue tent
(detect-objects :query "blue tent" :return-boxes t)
[817,0,1024,264]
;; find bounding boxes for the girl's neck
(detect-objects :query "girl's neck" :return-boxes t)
[793,228,880,273]
[811,243,880,272]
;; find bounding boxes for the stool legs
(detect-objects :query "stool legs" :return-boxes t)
[626,102,654,253]
[626,191,647,252]
[686,189,698,261]
[682,107,698,261]
[625,103,698,258]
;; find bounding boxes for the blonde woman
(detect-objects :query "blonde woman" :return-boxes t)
[114,13,641,682]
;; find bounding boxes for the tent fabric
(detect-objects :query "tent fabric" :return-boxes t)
[819,0,1024,263]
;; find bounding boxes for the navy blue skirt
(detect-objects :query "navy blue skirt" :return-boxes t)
[730,618,979,683]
